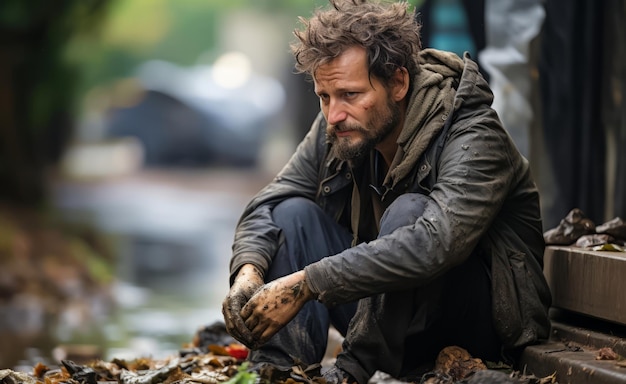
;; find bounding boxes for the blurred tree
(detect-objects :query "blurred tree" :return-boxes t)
[0,0,113,206]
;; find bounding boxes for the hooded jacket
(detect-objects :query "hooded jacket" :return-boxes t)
[229,49,551,349]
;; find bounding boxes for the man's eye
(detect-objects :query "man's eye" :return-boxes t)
[344,92,357,98]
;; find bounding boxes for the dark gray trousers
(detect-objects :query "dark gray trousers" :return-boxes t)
[249,195,501,383]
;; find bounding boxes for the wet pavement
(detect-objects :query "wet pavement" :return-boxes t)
[40,167,272,367]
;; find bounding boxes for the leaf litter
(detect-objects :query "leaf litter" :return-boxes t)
[0,323,564,384]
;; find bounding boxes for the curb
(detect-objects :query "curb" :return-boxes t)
[519,320,626,384]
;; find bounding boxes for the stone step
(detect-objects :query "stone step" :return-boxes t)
[520,317,626,384]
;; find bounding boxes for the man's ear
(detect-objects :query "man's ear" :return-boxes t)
[391,67,410,101]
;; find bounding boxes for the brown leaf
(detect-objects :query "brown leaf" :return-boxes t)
[537,372,558,384]
[596,347,619,360]
[32,362,50,378]
[434,346,487,380]
[207,344,230,356]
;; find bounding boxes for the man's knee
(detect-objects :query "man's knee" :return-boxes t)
[379,193,430,236]
[272,197,319,228]
[268,197,350,278]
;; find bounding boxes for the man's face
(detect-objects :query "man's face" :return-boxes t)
[314,46,402,161]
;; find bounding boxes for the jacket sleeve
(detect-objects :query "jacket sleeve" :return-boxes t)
[229,113,327,284]
[305,108,522,306]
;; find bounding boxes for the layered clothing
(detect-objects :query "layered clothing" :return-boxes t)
[229,48,551,360]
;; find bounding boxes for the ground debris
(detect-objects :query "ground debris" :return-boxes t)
[0,368,38,384]
[1,326,561,384]
[17,349,242,384]
[4,321,244,384]
[596,347,619,361]
[434,346,487,380]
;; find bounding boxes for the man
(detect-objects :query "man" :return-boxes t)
[222,0,552,382]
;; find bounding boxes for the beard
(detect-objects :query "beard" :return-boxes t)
[327,97,401,161]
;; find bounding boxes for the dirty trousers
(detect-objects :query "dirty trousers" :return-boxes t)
[248,195,501,383]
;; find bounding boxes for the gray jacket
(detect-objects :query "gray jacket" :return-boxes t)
[229,49,551,349]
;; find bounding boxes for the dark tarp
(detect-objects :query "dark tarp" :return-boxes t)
[538,0,607,228]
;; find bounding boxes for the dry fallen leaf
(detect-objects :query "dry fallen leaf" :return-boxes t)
[596,347,619,360]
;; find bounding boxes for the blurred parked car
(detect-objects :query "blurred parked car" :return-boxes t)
[104,54,286,168]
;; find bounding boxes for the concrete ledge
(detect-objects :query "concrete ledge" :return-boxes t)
[544,246,626,325]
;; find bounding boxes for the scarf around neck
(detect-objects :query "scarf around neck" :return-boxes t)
[384,48,465,189]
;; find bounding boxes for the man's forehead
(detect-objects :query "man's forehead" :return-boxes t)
[313,47,369,87]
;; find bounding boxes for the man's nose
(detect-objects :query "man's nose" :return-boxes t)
[326,100,347,126]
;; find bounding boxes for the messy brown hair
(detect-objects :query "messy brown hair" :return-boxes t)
[291,0,421,90]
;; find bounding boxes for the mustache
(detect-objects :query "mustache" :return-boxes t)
[329,122,364,133]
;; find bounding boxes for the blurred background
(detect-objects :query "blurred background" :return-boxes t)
[0,0,624,371]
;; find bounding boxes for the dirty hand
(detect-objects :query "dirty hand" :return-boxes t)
[240,270,315,349]
[222,264,264,348]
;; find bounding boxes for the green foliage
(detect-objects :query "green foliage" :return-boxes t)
[224,363,259,384]
[65,0,422,97]
[69,236,114,284]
